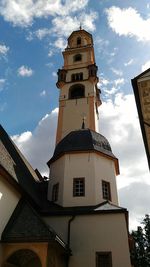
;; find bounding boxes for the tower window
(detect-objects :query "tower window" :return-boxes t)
[102,180,111,201]
[69,84,85,99]
[52,183,59,202]
[74,54,82,62]
[77,37,81,45]
[96,252,112,267]
[71,72,83,82]
[73,178,85,197]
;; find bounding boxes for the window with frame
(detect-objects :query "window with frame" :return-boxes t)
[96,252,112,267]
[74,54,82,62]
[102,180,111,201]
[52,183,59,202]
[77,37,81,45]
[71,73,83,82]
[73,178,85,197]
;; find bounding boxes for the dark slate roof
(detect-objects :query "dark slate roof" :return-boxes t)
[48,129,117,165]
[1,199,67,250]
[0,125,50,209]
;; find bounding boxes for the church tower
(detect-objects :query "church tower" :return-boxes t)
[48,29,119,208]
[46,28,131,267]
[56,29,101,144]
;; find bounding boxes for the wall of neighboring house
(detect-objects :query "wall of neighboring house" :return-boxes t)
[44,212,131,267]
[0,174,20,266]
[0,175,20,238]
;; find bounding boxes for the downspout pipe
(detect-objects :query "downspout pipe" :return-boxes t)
[66,215,75,267]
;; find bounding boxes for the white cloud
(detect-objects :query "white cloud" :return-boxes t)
[40,90,46,97]
[99,77,125,96]
[52,16,79,37]
[103,86,119,95]
[99,78,110,86]
[141,60,150,72]
[79,11,98,31]
[12,108,58,175]
[100,93,149,188]
[0,79,5,92]
[111,68,123,76]
[0,44,9,57]
[124,59,134,66]
[48,50,53,57]
[0,0,89,27]
[95,37,109,56]
[35,28,52,40]
[52,72,57,77]
[54,37,66,50]
[13,131,32,144]
[114,78,125,86]
[119,182,150,230]
[17,65,33,77]
[106,6,150,42]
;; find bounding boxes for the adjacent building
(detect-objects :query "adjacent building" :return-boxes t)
[132,69,150,170]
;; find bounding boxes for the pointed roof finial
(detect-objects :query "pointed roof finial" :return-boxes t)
[79,23,82,30]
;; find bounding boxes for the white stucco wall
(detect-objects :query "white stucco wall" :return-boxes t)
[48,156,65,203]
[94,154,118,205]
[65,68,89,83]
[48,152,118,207]
[59,80,99,139]
[0,176,20,238]
[61,98,90,138]
[43,213,131,267]
[60,80,95,100]
[66,50,93,69]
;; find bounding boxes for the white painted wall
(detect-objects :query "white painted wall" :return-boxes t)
[94,154,118,205]
[43,213,131,267]
[65,68,89,83]
[0,176,20,238]
[48,156,65,203]
[60,80,96,99]
[48,152,118,207]
[61,98,90,138]
[68,32,92,49]
[59,79,99,139]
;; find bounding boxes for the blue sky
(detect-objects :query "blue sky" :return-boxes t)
[0,0,150,229]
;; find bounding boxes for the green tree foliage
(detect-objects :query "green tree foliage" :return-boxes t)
[131,214,150,267]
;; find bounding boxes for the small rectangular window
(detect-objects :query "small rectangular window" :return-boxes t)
[73,178,85,197]
[96,252,112,267]
[74,54,82,62]
[102,180,111,201]
[52,183,59,202]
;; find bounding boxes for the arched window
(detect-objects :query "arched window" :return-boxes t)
[74,54,82,62]
[77,37,81,45]
[69,84,85,99]
[3,249,42,267]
